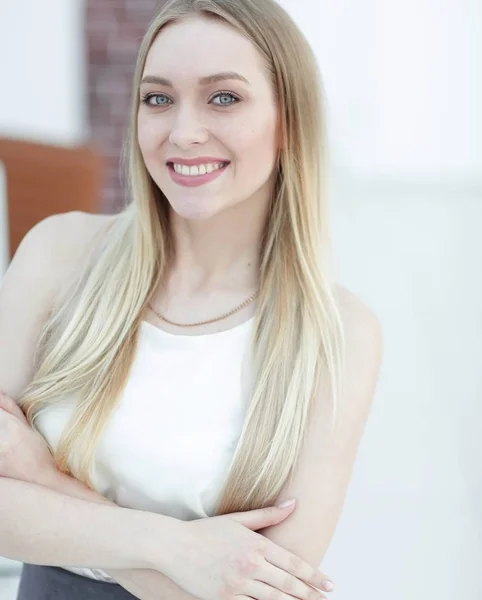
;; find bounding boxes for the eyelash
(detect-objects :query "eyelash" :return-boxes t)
[140,91,240,108]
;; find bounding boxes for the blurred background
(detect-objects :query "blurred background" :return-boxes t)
[0,0,480,598]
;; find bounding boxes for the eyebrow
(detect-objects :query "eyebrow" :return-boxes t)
[140,71,250,87]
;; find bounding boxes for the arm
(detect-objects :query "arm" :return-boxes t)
[0,213,196,599]
[0,476,180,572]
[258,287,383,568]
[0,398,332,600]
[43,469,202,600]
[0,391,199,600]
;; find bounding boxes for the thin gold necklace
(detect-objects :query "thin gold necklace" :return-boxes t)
[148,289,259,328]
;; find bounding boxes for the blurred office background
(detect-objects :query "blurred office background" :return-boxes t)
[0,0,481,599]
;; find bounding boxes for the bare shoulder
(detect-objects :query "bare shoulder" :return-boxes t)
[0,211,116,398]
[15,211,115,294]
[333,283,383,406]
[24,210,114,270]
[334,283,383,350]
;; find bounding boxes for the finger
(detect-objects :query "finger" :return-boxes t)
[254,561,328,599]
[0,391,28,424]
[264,543,334,593]
[230,501,296,530]
[245,578,327,600]
[0,406,28,426]
[0,392,26,420]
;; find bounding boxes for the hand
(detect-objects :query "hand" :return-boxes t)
[0,390,58,487]
[159,501,334,600]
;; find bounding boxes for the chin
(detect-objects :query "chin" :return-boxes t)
[168,199,223,221]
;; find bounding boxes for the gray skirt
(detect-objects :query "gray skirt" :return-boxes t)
[16,564,138,599]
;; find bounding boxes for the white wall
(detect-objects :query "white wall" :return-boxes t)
[277,1,481,599]
[0,0,86,146]
[279,0,482,180]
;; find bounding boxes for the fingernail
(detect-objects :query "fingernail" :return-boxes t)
[277,498,296,508]
[322,580,334,592]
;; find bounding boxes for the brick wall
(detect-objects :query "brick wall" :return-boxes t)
[86,1,165,212]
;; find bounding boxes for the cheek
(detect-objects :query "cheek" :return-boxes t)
[137,114,166,158]
[233,114,279,177]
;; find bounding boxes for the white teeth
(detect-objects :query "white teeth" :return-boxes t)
[172,162,226,176]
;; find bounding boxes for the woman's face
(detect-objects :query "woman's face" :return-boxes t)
[137,16,280,221]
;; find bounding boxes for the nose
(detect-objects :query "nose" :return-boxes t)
[168,104,209,149]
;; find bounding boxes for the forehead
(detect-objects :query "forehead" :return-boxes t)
[143,16,270,85]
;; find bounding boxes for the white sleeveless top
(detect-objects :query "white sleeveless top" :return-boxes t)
[35,317,255,581]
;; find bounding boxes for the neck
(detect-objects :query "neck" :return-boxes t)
[166,193,269,296]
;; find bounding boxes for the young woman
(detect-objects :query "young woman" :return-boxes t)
[0,0,382,598]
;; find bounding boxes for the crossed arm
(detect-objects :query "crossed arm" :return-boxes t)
[38,465,202,599]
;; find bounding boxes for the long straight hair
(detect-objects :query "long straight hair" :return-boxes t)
[18,0,344,514]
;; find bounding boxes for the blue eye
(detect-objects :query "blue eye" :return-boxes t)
[140,91,240,108]
[141,94,171,106]
[210,92,240,106]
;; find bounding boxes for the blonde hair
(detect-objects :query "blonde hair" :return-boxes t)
[18,0,344,514]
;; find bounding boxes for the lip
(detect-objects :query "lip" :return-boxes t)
[166,157,230,166]
[167,162,230,188]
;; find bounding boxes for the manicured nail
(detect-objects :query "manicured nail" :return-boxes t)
[322,580,334,592]
[277,498,296,508]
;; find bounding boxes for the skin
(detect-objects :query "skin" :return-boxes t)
[0,13,383,600]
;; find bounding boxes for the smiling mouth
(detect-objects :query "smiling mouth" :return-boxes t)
[167,161,230,177]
